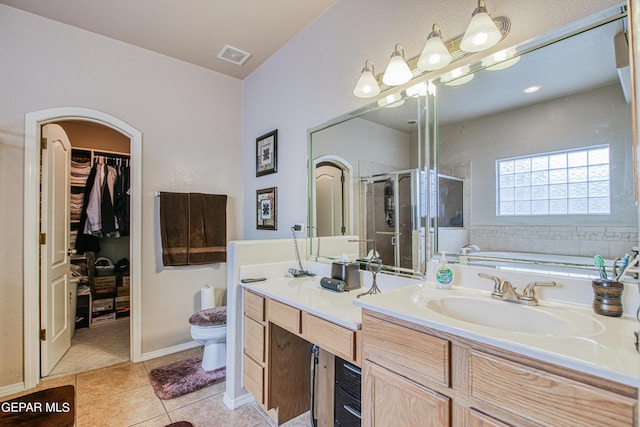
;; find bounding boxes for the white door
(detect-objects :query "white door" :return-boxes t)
[40,123,72,376]
[315,164,345,236]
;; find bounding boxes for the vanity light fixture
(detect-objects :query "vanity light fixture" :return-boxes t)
[482,48,521,70]
[351,3,511,98]
[382,43,413,86]
[353,60,381,98]
[377,92,405,108]
[417,24,452,71]
[460,0,502,53]
[442,66,475,86]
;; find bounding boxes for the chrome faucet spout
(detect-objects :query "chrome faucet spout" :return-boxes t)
[500,281,521,303]
[459,244,480,254]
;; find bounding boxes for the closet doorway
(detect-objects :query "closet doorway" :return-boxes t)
[23,108,142,389]
[51,120,131,377]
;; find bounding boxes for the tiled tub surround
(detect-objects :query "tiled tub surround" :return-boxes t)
[470,224,638,260]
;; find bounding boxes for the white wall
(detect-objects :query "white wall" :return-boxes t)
[241,0,623,241]
[0,4,242,389]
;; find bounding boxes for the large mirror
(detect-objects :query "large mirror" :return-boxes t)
[435,7,637,273]
[309,93,428,276]
[308,4,638,277]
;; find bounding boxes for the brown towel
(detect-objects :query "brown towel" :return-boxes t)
[188,193,227,265]
[159,192,227,266]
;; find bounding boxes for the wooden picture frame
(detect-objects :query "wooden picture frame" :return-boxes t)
[256,187,277,230]
[256,130,278,176]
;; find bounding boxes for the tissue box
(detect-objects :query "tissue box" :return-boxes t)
[331,262,361,290]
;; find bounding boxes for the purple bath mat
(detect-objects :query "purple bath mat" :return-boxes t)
[148,355,225,400]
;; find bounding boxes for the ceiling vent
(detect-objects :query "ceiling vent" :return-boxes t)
[217,44,251,66]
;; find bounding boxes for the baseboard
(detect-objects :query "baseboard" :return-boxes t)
[0,382,26,399]
[139,341,201,362]
[223,391,254,410]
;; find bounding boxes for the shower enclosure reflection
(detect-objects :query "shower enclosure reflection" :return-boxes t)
[362,169,422,273]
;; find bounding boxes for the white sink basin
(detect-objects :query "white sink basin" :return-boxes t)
[422,295,604,336]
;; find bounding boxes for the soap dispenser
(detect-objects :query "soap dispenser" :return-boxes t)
[434,251,454,289]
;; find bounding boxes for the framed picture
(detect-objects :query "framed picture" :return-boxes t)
[256,187,277,230]
[256,130,278,176]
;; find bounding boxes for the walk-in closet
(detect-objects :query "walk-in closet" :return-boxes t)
[47,120,132,377]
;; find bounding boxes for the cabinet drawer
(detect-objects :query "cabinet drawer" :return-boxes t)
[303,312,356,363]
[244,290,265,322]
[362,314,450,388]
[267,299,301,334]
[469,350,637,427]
[244,315,265,363]
[243,353,264,404]
[468,409,511,427]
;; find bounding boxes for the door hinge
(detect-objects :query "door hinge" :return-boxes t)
[41,137,47,150]
[40,329,46,341]
[39,233,46,245]
[341,226,346,234]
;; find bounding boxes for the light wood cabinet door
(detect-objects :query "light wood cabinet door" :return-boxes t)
[244,315,265,363]
[468,409,511,427]
[302,312,356,364]
[469,350,637,427]
[244,290,265,322]
[243,353,264,405]
[363,360,450,427]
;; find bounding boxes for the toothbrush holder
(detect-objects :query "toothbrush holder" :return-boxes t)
[591,279,623,317]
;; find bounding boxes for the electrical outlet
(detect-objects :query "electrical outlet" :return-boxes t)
[292,223,305,233]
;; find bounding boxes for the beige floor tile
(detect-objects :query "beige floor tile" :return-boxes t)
[128,413,172,427]
[76,384,165,427]
[159,379,226,412]
[76,361,150,403]
[168,397,266,427]
[281,411,312,426]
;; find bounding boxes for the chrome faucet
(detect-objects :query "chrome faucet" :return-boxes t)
[478,273,556,305]
[459,244,480,254]
[459,244,480,264]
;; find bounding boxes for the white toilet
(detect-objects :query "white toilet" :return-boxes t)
[189,306,227,371]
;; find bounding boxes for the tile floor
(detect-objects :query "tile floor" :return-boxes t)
[5,324,311,427]
[49,319,131,377]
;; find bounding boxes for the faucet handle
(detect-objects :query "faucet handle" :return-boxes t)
[520,281,557,305]
[478,273,504,298]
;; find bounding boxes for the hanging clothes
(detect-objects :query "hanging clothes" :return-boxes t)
[76,154,131,248]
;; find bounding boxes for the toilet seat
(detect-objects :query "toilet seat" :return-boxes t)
[189,306,226,327]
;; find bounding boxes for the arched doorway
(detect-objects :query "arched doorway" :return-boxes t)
[23,107,142,389]
[312,155,353,237]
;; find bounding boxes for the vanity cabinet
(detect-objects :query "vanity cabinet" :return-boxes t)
[242,290,266,405]
[242,288,361,424]
[361,310,638,427]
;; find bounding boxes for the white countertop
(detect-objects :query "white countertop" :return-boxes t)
[239,261,639,389]
[354,282,640,388]
[240,275,364,330]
